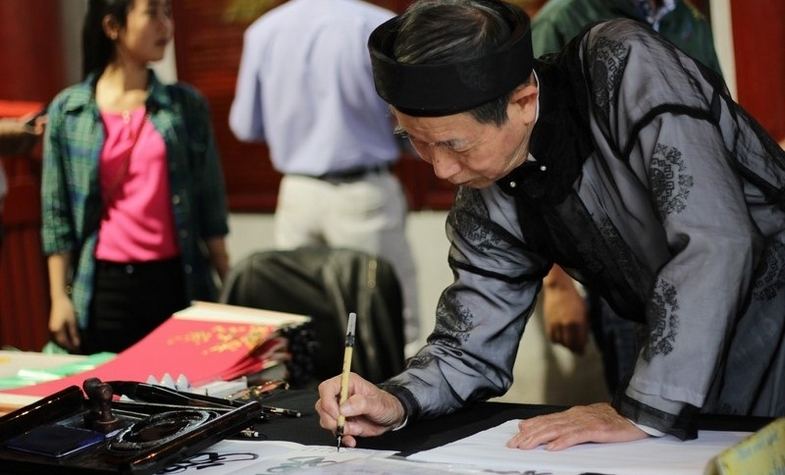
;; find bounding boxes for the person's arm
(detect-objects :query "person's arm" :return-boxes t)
[40,102,80,352]
[228,26,266,143]
[521,23,765,449]
[0,115,46,210]
[186,88,230,272]
[511,21,771,449]
[47,253,80,351]
[619,111,757,432]
[509,113,755,450]
[585,22,767,437]
[205,236,229,283]
[542,265,589,354]
[381,186,547,421]
[0,116,43,156]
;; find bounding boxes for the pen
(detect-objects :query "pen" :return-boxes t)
[336,311,357,452]
[110,381,300,418]
[262,405,302,418]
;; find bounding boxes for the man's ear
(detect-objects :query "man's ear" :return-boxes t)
[508,81,539,125]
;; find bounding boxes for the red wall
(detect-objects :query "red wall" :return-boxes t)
[731,0,785,142]
[0,0,783,350]
[0,0,65,350]
[0,102,49,351]
[0,0,65,102]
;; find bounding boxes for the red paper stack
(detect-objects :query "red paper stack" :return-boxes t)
[2,302,309,398]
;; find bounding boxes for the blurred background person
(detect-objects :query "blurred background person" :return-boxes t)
[42,0,229,354]
[533,0,721,73]
[229,0,420,353]
[0,115,45,253]
[531,0,723,393]
[0,115,45,210]
[0,116,44,157]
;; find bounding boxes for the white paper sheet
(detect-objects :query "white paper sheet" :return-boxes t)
[157,440,397,475]
[408,419,749,475]
[295,456,511,474]
[157,440,304,474]
[224,445,397,475]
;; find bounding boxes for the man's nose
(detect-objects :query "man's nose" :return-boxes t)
[431,150,461,180]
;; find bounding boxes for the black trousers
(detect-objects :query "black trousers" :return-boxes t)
[83,257,188,354]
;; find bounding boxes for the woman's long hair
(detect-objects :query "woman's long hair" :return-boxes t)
[82,0,133,79]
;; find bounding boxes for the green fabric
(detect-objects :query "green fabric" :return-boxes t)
[16,352,115,382]
[41,341,70,354]
[531,0,722,76]
[0,352,115,389]
[41,71,229,330]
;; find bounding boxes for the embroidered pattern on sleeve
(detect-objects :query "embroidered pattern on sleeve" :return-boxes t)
[434,292,475,347]
[752,240,785,301]
[649,143,694,216]
[447,187,499,252]
[590,36,628,120]
[406,352,435,371]
[643,278,680,361]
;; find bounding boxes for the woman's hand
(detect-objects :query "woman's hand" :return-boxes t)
[49,295,80,352]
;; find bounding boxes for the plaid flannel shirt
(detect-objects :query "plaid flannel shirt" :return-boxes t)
[41,71,229,329]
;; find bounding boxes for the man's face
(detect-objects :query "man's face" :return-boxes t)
[392,100,534,189]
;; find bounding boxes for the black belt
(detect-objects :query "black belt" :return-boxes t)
[95,257,182,275]
[314,162,393,182]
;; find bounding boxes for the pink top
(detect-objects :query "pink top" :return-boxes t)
[95,107,179,262]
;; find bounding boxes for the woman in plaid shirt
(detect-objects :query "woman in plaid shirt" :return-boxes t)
[42,0,230,353]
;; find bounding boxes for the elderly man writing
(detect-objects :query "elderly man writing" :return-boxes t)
[316,0,785,450]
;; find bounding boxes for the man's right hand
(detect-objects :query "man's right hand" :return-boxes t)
[48,296,80,352]
[315,372,405,448]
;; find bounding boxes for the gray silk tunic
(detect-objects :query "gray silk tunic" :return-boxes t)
[382,19,785,438]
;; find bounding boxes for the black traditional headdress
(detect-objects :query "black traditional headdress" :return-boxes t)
[368,0,533,117]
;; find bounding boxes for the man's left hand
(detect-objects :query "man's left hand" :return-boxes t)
[506,403,648,451]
